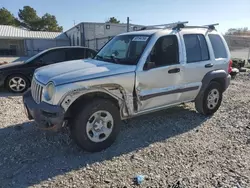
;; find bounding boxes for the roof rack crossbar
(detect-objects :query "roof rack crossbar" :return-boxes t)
[178,23,219,30]
[140,21,188,30]
[202,23,219,30]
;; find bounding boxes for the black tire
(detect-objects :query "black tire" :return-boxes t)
[70,98,121,152]
[195,81,223,115]
[6,74,30,93]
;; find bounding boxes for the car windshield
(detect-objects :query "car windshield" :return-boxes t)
[24,49,49,63]
[94,35,150,65]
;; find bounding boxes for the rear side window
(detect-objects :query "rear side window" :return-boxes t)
[208,34,227,59]
[66,48,86,61]
[184,34,209,63]
[86,49,97,58]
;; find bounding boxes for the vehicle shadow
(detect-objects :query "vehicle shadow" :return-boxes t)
[0,92,23,97]
[0,105,210,188]
[0,89,23,97]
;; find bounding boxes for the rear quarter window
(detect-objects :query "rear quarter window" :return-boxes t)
[208,34,227,59]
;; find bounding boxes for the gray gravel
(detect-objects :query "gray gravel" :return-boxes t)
[0,73,250,188]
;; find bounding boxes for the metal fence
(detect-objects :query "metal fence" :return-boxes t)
[225,35,250,60]
[85,36,114,51]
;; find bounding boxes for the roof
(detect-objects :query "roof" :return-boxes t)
[0,25,68,40]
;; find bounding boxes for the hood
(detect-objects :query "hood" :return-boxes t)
[35,59,136,86]
[0,61,24,70]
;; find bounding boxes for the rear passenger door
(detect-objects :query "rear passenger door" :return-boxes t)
[179,33,213,102]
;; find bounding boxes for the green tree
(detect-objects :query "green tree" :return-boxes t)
[18,6,63,32]
[106,17,120,24]
[0,6,63,32]
[41,13,63,32]
[18,6,41,30]
[0,7,19,26]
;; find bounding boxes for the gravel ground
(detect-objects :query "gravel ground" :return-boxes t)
[0,73,250,188]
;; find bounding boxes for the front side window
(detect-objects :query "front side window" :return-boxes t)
[208,34,227,59]
[146,35,179,68]
[95,35,150,65]
[184,34,209,63]
[25,49,49,63]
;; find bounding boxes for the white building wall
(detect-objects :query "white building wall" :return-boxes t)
[66,26,81,46]
[25,39,70,56]
[83,23,128,40]
[83,23,129,50]
[66,22,144,50]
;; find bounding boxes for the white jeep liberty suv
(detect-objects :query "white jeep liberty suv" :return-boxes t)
[23,22,232,152]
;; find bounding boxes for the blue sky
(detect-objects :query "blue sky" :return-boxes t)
[1,0,250,33]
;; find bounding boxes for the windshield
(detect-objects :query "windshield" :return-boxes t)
[24,49,49,63]
[94,35,150,65]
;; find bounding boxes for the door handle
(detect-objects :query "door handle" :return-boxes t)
[168,68,180,74]
[205,63,214,68]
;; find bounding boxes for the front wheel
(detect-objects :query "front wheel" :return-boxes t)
[195,81,223,115]
[6,74,29,93]
[70,99,121,152]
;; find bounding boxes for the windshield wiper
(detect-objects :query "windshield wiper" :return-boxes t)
[95,55,104,60]
[96,54,119,64]
[103,55,119,64]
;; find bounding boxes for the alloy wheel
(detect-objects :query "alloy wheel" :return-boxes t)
[9,77,26,92]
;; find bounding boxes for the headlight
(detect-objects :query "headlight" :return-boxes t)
[44,82,55,101]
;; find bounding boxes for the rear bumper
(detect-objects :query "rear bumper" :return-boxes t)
[23,89,65,130]
[224,74,231,91]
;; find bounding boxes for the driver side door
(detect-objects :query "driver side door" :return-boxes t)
[135,35,184,112]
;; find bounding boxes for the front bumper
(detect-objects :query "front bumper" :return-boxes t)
[23,89,65,130]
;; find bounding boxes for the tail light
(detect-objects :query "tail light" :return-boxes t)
[228,59,233,73]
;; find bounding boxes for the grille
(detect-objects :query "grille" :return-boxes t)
[31,78,43,104]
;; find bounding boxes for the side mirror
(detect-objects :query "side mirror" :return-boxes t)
[144,61,156,70]
[248,59,250,64]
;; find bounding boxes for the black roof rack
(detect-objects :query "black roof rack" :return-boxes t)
[203,23,219,30]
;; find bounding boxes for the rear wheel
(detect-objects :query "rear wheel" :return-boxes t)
[6,74,29,93]
[70,99,121,152]
[195,81,223,115]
